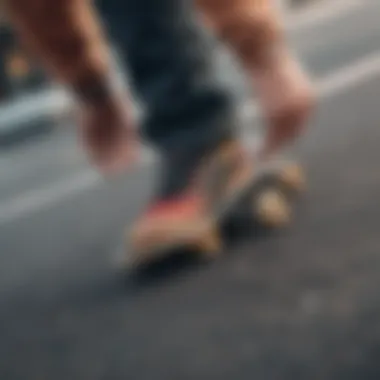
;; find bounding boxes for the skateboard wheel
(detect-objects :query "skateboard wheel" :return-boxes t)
[254,188,291,228]
[196,225,222,260]
[280,162,305,193]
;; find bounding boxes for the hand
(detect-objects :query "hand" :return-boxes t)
[252,49,315,158]
[78,94,139,175]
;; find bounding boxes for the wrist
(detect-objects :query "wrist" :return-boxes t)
[72,70,116,108]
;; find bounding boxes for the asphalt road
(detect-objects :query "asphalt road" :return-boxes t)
[1,1,380,379]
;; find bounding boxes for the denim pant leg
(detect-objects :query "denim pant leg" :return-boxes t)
[97,0,237,154]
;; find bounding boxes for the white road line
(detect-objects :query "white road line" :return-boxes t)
[284,0,363,31]
[318,51,380,97]
[0,171,100,225]
[1,50,380,226]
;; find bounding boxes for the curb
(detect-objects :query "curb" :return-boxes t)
[0,87,72,147]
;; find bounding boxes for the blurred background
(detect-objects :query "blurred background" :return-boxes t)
[0,18,47,102]
[2,0,380,379]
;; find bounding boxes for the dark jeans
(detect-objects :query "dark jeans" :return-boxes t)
[97,0,236,154]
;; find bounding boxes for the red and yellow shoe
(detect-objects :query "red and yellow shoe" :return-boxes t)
[120,139,305,269]
[120,139,251,267]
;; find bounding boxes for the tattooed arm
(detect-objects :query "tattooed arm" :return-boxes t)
[5,0,115,106]
[196,0,284,69]
[5,0,136,172]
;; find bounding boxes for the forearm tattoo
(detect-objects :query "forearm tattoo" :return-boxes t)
[5,0,113,104]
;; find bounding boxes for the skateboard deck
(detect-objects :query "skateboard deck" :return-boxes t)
[117,158,305,271]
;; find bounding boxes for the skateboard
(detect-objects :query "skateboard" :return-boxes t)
[117,157,305,271]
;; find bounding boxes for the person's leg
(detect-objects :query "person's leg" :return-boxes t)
[98,0,241,198]
[98,0,235,159]
[98,0,251,259]
[196,0,315,157]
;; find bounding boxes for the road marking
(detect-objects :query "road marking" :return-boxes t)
[0,171,100,225]
[1,50,380,226]
[285,0,363,31]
